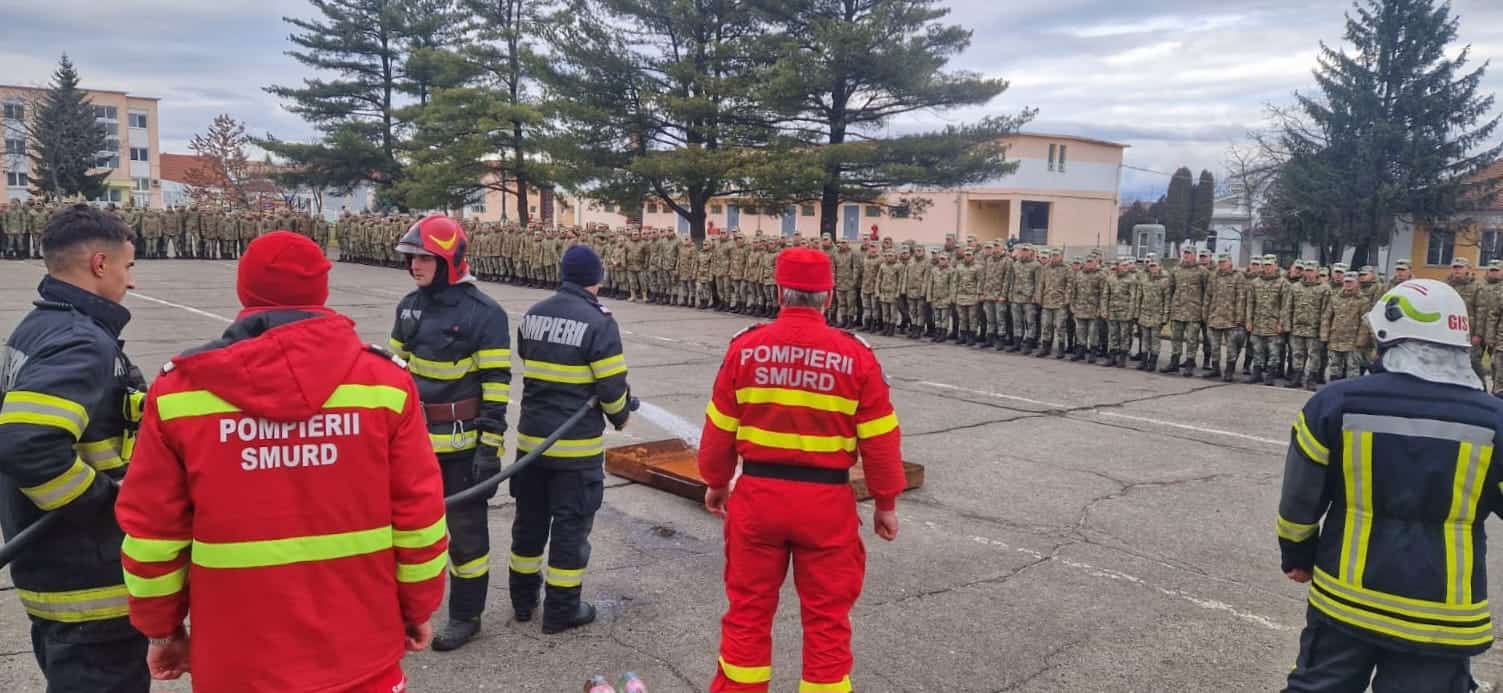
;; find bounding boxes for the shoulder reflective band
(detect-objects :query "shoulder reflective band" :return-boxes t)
[191,526,393,569]
[76,438,126,471]
[157,384,408,421]
[856,412,899,439]
[406,355,477,381]
[737,426,857,454]
[450,554,490,578]
[22,458,96,511]
[0,390,89,439]
[589,354,627,379]
[545,565,585,588]
[718,657,772,685]
[397,552,448,583]
[123,535,192,563]
[17,584,129,623]
[475,348,511,370]
[523,360,594,384]
[481,381,510,404]
[124,565,187,598]
[735,387,858,415]
[392,517,447,549]
[705,402,739,432]
[516,433,604,458]
[1293,412,1329,465]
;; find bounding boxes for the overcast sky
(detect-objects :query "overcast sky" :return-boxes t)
[3,0,1501,200]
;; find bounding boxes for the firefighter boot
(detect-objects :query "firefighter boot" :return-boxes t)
[542,586,597,635]
[431,618,481,652]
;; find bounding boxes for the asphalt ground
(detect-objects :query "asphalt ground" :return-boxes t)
[1,258,1499,692]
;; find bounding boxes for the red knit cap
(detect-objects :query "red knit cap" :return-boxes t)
[237,231,332,308]
[774,247,834,292]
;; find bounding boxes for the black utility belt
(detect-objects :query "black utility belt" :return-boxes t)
[742,461,849,485]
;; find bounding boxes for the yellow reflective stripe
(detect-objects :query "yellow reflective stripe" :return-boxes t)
[719,657,772,684]
[192,526,392,569]
[481,381,511,404]
[735,387,858,415]
[1294,412,1329,465]
[393,517,447,549]
[523,359,594,384]
[76,439,125,471]
[1276,515,1319,542]
[16,585,129,623]
[322,384,408,414]
[451,554,490,578]
[737,426,856,454]
[21,459,96,510]
[407,354,477,381]
[516,433,604,458]
[0,390,89,438]
[156,390,240,421]
[123,535,192,563]
[124,391,145,423]
[589,354,627,379]
[705,401,739,432]
[431,430,478,453]
[1339,431,1375,586]
[1445,443,1491,604]
[1308,586,1492,647]
[397,552,448,583]
[124,565,187,598]
[601,392,629,415]
[1313,567,1490,621]
[480,431,504,448]
[475,348,511,370]
[387,337,407,356]
[856,412,899,439]
[545,565,585,588]
[509,552,544,574]
[800,677,852,693]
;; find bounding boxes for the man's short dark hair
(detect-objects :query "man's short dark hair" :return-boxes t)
[42,204,135,272]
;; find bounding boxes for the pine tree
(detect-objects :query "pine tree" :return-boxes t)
[25,55,110,201]
[1189,169,1215,240]
[1163,167,1193,243]
[753,0,1033,238]
[1281,0,1502,261]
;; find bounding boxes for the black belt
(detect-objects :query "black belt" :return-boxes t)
[742,462,849,485]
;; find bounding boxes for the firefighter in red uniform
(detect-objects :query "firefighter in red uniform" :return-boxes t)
[699,246,905,693]
[116,232,449,692]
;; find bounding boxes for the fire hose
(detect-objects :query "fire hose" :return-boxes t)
[0,396,638,569]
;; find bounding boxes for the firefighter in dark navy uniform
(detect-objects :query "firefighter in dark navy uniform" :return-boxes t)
[1279,278,1503,693]
[510,244,631,634]
[389,214,513,652]
[0,204,149,692]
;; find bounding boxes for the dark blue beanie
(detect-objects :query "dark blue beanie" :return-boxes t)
[561,245,604,286]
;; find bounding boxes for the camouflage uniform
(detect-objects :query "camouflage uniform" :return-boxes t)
[926,255,956,343]
[1287,266,1330,389]
[860,247,883,331]
[1321,279,1369,381]
[876,251,904,336]
[904,249,933,339]
[1448,261,1484,384]
[1007,247,1041,351]
[1035,251,1071,357]
[1162,252,1208,373]
[1133,264,1172,369]
[1246,257,1292,385]
[1202,257,1248,381]
[1101,258,1138,366]
[952,251,981,344]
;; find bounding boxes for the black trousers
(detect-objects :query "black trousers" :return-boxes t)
[31,618,148,693]
[508,462,604,625]
[1283,609,1473,693]
[440,452,491,620]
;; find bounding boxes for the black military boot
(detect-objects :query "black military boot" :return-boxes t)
[1287,373,1304,389]
[431,618,482,652]
[1116,351,1128,368]
[1128,351,1144,362]
[994,335,1008,352]
[884,324,896,337]
[1201,361,1221,380]
[1264,370,1278,386]
[1159,359,1180,374]
[1221,364,1235,383]
[1070,346,1086,362]
[1243,368,1263,385]
[1054,346,1068,360]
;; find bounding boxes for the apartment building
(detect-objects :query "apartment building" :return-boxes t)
[0,84,162,208]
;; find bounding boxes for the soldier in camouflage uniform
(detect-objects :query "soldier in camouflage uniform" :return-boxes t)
[695,236,717,309]
[1245,255,1291,385]
[952,249,981,345]
[1321,275,1369,382]
[978,243,1008,349]
[729,234,752,313]
[905,246,932,339]
[743,237,766,315]
[876,249,904,337]
[760,239,779,315]
[1035,249,1071,358]
[926,253,956,343]
[1007,244,1041,353]
[1447,257,1484,383]
[1202,253,1247,381]
[676,237,696,307]
[1100,257,1138,367]
[1132,258,1172,371]
[1161,247,1208,374]
[1285,261,1330,390]
[1067,254,1106,362]
[1,199,19,258]
[860,244,883,332]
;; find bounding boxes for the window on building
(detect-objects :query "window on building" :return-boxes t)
[97,153,119,169]
[711,203,723,214]
[1058,144,1067,173]
[5,172,28,188]
[865,205,881,217]
[646,203,658,214]
[3,102,24,120]
[1047,143,1057,172]
[93,105,118,121]
[132,192,150,207]
[1426,229,1455,267]
[129,147,149,162]
[104,137,119,152]
[1482,230,1503,266]
[128,112,148,129]
[4,138,23,156]
[530,205,537,214]
[800,204,815,217]
[132,177,151,192]
[92,188,123,203]
[893,205,911,219]
[1020,200,1051,245]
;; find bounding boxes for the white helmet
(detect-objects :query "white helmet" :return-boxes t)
[1365,279,1471,348]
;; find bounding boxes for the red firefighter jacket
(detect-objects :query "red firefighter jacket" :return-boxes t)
[116,308,448,693]
[699,307,905,510]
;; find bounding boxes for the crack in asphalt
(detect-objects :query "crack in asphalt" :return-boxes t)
[991,637,1088,692]
[862,540,1076,609]
[903,414,1045,438]
[607,618,699,691]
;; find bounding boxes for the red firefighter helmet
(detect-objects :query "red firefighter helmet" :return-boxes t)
[395,214,470,284]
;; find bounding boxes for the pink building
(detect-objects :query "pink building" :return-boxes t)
[1,84,162,208]
[633,132,1127,249]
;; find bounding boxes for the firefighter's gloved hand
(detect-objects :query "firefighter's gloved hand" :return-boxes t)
[607,395,638,431]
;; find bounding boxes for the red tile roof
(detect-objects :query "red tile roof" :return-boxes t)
[159,153,220,185]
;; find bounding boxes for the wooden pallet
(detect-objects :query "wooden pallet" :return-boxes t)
[604,438,924,503]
